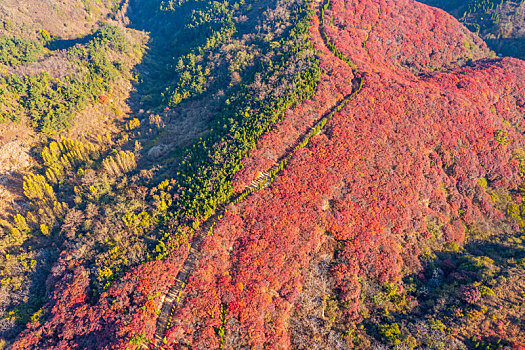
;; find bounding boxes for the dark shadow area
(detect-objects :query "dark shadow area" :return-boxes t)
[418,0,466,14]
[120,0,220,177]
[46,34,95,51]
[418,1,525,61]
[403,232,525,308]
[123,0,189,112]
[486,37,525,60]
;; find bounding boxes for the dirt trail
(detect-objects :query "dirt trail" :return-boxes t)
[152,0,364,345]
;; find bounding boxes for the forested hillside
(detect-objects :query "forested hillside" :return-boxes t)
[0,0,145,227]
[0,0,525,349]
[0,0,321,346]
[421,0,525,59]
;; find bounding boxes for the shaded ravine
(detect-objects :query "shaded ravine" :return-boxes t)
[152,0,363,345]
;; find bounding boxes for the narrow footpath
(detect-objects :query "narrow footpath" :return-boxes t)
[153,0,363,345]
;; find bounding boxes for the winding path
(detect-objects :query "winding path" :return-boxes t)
[153,0,362,346]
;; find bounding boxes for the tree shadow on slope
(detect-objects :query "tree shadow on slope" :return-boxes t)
[122,0,232,169]
[419,0,525,61]
[120,0,290,173]
[124,0,183,111]
[46,34,95,51]
[486,38,525,60]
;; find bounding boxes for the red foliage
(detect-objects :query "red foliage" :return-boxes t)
[12,250,184,349]
[459,285,481,304]
[513,342,525,350]
[98,95,109,105]
[165,0,525,345]
[13,0,525,348]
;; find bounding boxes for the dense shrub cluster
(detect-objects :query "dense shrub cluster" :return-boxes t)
[459,285,482,304]
[0,37,45,67]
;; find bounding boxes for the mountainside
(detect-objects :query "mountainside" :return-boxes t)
[0,0,123,40]
[1,0,525,349]
[0,0,144,223]
[420,0,525,59]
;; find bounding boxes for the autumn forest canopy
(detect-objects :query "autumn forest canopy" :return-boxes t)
[0,0,524,349]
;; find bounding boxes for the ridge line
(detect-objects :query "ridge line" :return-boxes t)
[152,0,363,346]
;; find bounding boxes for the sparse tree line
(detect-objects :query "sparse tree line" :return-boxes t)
[0,25,139,132]
[146,0,322,259]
